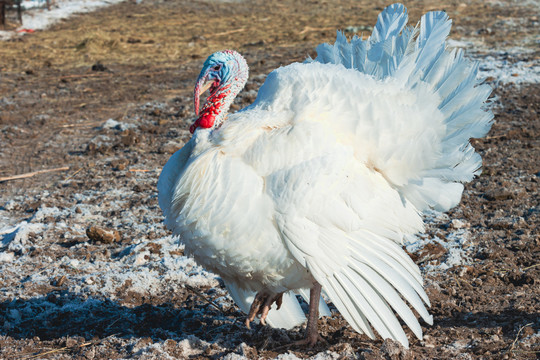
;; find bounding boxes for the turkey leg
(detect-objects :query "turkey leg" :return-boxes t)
[294,282,325,346]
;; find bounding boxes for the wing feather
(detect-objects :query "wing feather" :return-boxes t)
[349,242,433,318]
[242,130,432,346]
[313,261,375,337]
[158,140,194,230]
[349,262,423,338]
[333,271,395,339]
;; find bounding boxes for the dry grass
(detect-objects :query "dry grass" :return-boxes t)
[2,0,314,71]
[2,0,533,73]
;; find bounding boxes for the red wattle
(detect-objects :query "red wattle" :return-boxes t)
[190,86,231,133]
[198,113,216,128]
[190,113,216,133]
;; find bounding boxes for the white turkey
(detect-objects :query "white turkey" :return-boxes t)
[158,3,493,348]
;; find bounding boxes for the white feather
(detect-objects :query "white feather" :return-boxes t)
[158,3,492,348]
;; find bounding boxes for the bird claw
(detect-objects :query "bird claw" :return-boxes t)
[272,334,327,351]
[245,291,283,328]
[292,334,327,347]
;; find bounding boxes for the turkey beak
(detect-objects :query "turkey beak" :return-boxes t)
[200,81,213,95]
[194,77,213,116]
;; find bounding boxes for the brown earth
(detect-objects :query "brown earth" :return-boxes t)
[0,0,539,359]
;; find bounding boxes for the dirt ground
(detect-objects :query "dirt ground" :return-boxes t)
[0,0,539,359]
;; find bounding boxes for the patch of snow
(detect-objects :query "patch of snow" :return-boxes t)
[0,177,218,303]
[222,354,248,360]
[102,118,138,131]
[73,234,219,301]
[173,336,214,357]
[310,351,345,360]
[447,40,540,85]
[451,219,467,229]
[478,55,540,85]
[446,39,475,49]
[0,0,126,40]
[0,221,45,253]
[0,252,15,263]
[405,210,472,274]
[20,0,51,10]
[1,206,70,254]
[2,200,19,211]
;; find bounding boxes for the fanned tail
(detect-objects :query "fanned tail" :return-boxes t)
[311,3,493,213]
[396,10,493,211]
[312,3,414,79]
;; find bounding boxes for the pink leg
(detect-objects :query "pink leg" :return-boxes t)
[294,282,325,346]
[305,282,322,345]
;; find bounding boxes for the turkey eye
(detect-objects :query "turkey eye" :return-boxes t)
[213,64,222,71]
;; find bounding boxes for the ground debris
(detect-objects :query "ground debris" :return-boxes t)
[86,226,121,244]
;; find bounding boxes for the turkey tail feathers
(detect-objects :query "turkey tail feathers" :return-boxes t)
[312,3,412,79]
[371,3,408,42]
[311,3,493,213]
[397,10,493,212]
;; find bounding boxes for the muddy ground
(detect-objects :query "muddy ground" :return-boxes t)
[0,0,539,359]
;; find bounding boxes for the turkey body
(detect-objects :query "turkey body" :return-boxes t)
[161,62,431,288]
[158,4,493,348]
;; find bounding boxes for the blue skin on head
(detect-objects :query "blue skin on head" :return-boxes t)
[194,50,245,118]
[198,51,237,85]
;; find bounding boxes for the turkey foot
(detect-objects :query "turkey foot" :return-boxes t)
[245,291,283,328]
[291,334,327,347]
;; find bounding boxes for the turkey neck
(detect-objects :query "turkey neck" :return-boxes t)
[193,63,248,133]
[195,84,234,131]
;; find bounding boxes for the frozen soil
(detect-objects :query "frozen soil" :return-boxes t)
[0,0,539,359]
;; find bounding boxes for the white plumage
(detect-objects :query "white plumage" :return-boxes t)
[158,3,492,348]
